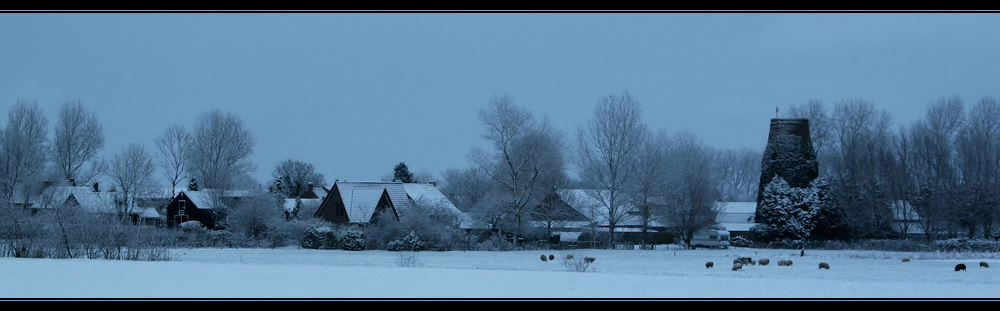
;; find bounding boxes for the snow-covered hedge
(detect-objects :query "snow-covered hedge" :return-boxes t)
[387,231,426,252]
[300,226,339,250]
[934,239,1000,252]
[339,229,365,251]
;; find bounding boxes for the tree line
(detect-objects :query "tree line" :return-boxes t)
[759,96,1000,243]
[438,92,763,249]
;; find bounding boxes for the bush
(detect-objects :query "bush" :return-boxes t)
[387,231,425,252]
[934,239,1000,252]
[395,252,423,267]
[561,254,591,272]
[301,226,339,250]
[339,229,365,251]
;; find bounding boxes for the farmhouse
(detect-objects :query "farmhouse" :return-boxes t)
[534,188,668,247]
[283,185,328,220]
[714,202,757,240]
[165,189,251,229]
[313,181,472,228]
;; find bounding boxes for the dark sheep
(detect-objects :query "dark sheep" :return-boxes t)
[981,261,990,268]
[584,257,596,263]
[706,261,714,268]
[956,264,967,271]
[549,255,555,261]
[902,258,910,262]
[758,258,770,266]
[819,262,830,269]
[732,263,742,271]
[540,255,548,261]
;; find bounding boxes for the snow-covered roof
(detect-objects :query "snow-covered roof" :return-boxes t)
[891,201,920,221]
[177,189,254,210]
[330,181,469,226]
[332,182,392,223]
[552,189,668,228]
[283,198,323,212]
[717,222,757,232]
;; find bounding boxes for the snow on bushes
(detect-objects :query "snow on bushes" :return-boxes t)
[934,239,1000,252]
[339,229,365,251]
[387,231,425,252]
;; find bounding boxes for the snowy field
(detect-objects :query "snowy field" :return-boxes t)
[2,245,999,299]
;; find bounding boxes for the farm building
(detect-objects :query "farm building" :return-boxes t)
[314,181,473,228]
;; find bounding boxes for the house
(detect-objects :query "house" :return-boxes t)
[31,184,162,225]
[313,181,473,228]
[890,200,924,237]
[535,189,668,247]
[713,202,758,240]
[282,186,329,220]
[165,189,250,229]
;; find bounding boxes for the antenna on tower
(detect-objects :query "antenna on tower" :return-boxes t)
[775,107,779,118]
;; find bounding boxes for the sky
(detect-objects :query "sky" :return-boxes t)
[2,12,999,187]
[2,246,999,298]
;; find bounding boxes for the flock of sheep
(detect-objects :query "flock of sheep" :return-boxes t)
[540,254,595,263]
[705,257,814,271]
[536,252,990,273]
[705,256,991,272]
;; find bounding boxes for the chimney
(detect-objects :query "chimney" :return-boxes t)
[93,182,99,192]
[429,180,436,187]
[308,182,314,188]
[69,178,76,187]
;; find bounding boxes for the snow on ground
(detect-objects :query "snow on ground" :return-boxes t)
[2,245,999,299]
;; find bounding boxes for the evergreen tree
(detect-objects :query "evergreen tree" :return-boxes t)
[753,176,825,242]
[393,162,415,183]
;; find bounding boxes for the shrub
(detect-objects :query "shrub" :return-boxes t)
[387,231,426,252]
[561,254,591,272]
[395,252,423,267]
[301,226,339,250]
[340,229,365,251]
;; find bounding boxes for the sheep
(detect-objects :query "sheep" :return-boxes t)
[981,261,990,268]
[956,264,967,271]
[738,257,754,265]
[540,255,548,261]
[733,258,742,264]
[819,262,830,270]
[565,254,574,260]
[777,259,794,266]
[549,255,555,261]
[706,261,714,268]
[902,258,911,262]
[732,263,743,271]
[584,257,596,263]
[758,258,770,266]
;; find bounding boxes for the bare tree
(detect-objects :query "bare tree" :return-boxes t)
[630,129,670,248]
[828,98,896,239]
[955,96,1000,239]
[53,100,104,183]
[658,131,721,247]
[787,99,832,176]
[155,124,191,196]
[468,94,566,248]
[439,166,495,213]
[0,100,49,204]
[271,159,325,198]
[186,110,255,190]
[575,91,647,249]
[106,143,157,221]
[714,147,762,202]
